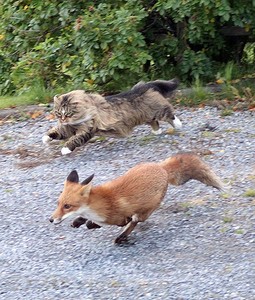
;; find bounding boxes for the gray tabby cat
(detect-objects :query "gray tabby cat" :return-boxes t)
[42,79,182,155]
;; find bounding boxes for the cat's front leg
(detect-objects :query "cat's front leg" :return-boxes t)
[42,125,75,145]
[61,129,95,155]
[42,127,59,144]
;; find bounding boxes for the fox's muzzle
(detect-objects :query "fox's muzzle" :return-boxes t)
[49,217,62,224]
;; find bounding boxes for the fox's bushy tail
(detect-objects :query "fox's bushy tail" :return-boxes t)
[159,152,224,191]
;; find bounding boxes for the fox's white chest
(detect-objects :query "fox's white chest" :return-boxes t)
[77,205,106,226]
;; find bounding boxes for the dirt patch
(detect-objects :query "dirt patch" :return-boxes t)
[0,145,60,169]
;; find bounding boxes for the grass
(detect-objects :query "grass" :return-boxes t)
[223,216,233,223]
[221,192,231,199]
[175,76,214,106]
[234,229,244,234]
[190,76,209,104]
[0,83,54,109]
[0,94,46,109]
[224,128,241,133]
[220,109,234,117]
[180,198,207,209]
[201,131,217,138]
[174,62,255,108]
[1,66,255,110]
[138,135,156,146]
[243,189,255,197]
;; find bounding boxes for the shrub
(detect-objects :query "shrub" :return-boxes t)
[0,0,255,95]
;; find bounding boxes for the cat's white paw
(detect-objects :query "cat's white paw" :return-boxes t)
[61,147,72,155]
[42,135,52,144]
[151,128,162,135]
[173,116,182,129]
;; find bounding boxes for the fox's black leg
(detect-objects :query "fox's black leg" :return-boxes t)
[86,220,101,229]
[71,218,101,229]
[115,214,139,244]
[71,217,87,228]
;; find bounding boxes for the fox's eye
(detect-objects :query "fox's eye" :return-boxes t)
[63,204,71,209]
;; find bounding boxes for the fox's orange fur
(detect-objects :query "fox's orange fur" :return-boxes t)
[49,153,224,244]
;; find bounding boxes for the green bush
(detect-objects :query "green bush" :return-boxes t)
[71,2,151,91]
[0,0,255,95]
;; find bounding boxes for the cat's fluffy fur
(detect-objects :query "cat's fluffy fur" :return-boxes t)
[43,79,182,154]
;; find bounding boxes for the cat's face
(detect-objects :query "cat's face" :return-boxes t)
[53,92,91,126]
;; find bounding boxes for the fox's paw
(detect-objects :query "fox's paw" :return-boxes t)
[42,135,52,144]
[115,234,129,244]
[86,220,101,229]
[114,235,136,246]
[61,147,72,155]
[71,217,87,228]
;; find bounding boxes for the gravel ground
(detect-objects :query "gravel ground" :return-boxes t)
[0,106,254,300]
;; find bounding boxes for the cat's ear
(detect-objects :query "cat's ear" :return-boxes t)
[81,174,94,185]
[66,170,79,183]
[53,94,59,102]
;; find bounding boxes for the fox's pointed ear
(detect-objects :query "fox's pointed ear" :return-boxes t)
[81,174,94,185]
[80,184,92,197]
[66,170,79,183]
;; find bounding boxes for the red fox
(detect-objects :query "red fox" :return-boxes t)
[49,153,224,244]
